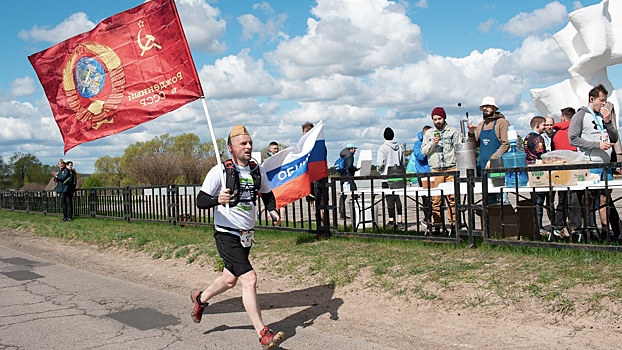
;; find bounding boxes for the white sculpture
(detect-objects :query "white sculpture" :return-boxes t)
[530,0,621,121]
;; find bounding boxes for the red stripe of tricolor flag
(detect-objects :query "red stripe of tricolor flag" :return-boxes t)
[28,0,203,153]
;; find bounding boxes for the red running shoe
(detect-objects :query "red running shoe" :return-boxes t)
[259,326,284,349]
[190,289,208,323]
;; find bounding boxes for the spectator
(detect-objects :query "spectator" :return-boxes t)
[542,117,555,152]
[302,121,328,234]
[467,96,510,204]
[523,116,549,236]
[65,161,77,220]
[551,108,577,151]
[421,107,459,233]
[569,84,619,241]
[338,143,360,219]
[413,125,432,226]
[52,159,71,222]
[551,107,581,238]
[267,142,279,158]
[376,127,404,227]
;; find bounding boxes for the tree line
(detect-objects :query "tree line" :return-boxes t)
[0,136,416,190]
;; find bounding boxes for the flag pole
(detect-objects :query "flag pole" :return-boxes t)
[200,97,229,211]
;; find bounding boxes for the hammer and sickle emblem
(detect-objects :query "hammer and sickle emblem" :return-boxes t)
[137,28,162,57]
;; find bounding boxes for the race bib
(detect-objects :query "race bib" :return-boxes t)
[600,132,610,143]
[240,230,255,247]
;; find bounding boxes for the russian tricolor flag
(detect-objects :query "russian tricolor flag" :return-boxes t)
[263,121,328,209]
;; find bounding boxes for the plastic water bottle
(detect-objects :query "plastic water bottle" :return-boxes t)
[502,126,528,187]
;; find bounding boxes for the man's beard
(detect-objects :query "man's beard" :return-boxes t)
[483,110,494,118]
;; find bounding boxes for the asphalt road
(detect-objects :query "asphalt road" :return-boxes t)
[0,244,392,350]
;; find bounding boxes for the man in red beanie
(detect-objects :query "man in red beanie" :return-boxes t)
[421,107,459,234]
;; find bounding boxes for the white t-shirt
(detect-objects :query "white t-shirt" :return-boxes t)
[200,162,272,235]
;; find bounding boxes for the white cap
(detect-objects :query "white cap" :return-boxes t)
[479,96,498,111]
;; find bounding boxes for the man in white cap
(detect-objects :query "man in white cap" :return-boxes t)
[192,124,285,349]
[468,97,510,205]
[467,96,510,175]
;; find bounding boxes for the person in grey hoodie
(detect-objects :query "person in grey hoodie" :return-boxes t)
[377,127,405,226]
[569,84,619,241]
[421,107,460,231]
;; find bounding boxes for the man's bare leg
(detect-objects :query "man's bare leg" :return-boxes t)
[199,268,238,304]
[238,270,265,335]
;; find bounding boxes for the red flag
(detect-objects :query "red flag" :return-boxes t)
[28,0,204,153]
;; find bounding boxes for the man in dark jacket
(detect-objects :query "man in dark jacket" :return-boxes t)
[52,159,71,221]
[339,143,359,219]
[65,161,77,220]
[551,107,581,238]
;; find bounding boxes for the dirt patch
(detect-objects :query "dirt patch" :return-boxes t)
[2,228,621,349]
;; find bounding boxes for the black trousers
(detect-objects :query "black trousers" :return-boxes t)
[339,180,357,217]
[60,192,73,219]
[381,182,403,220]
[553,191,581,230]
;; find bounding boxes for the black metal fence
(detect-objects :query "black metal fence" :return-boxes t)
[2,162,622,252]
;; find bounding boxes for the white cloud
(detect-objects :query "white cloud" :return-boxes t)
[177,0,227,53]
[501,1,568,37]
[18,12,95,43]
[495,36,570,83]
[10,77,36,97]
[238,13,287,41]
[478,19,495,33]
[265,0,424,79]
[414,0,428,9]
[253,2,275,13]
[275,74,368,103]
[572,1,583,10]
[0,100,59,146]
[199,49,281,99]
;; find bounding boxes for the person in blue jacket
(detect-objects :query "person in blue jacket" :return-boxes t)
[412,126,432,225]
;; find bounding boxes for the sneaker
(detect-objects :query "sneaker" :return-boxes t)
[259,326,284,350]
[588,229,601,242]
[190,290,208,323]
[552,229,562,238]
[62,217,68,222]
[539,228,550,238]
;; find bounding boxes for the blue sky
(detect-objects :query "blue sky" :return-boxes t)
[0,0,618,173]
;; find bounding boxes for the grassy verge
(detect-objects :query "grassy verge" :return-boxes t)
[2,210,622,316]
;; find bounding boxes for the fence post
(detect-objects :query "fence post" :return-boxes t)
[481,169,489,245]
[315,177,331,237]
[466,168,477,248]
[89,188,97,218]
[169,184,178,226]
[123,186,132,223]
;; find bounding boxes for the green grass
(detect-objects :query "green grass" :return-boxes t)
[2,209,622,317]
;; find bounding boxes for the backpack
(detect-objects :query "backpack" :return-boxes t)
[223,159,262,206]
[334,156,346,175]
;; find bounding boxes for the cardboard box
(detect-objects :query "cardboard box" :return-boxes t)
[528,162,589,187]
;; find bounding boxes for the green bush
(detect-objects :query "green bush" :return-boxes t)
[82,176,103,188]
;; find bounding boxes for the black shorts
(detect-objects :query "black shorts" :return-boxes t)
[214,231,253,277]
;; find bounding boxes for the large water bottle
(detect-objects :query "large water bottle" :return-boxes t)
[502,126,528,187]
